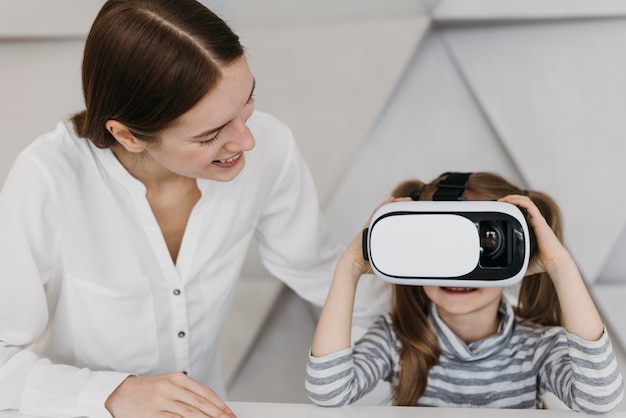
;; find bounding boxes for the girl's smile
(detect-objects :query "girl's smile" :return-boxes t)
[440,287,477,294]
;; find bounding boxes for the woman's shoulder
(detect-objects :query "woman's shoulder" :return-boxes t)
[247,110,289,129]
[246,111,297,157]
[8,120,103,190]
[242,110,303,176]
[18,120,94,168]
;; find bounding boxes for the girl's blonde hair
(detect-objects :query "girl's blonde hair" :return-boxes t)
[389,172,563,406]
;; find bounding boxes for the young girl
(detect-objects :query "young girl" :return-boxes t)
[306,172,624,413]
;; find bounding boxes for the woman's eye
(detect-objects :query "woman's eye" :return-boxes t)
[199,130,222,146]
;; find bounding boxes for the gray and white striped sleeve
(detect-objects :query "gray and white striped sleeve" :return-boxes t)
[305,315,397,407]
[540,327,624,414]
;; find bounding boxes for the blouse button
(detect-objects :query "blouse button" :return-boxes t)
[178,331,186,338]
[173,289,181,296]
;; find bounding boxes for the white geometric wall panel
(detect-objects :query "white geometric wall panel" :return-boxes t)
[203,0,431,29]
[0,0,103,38]
[325,29,525,247]
[238,17,428,207]
[442,18,626,282]
[595,224,626,353]
[0,40,85,183]
[598,224,626,285]
[435,0,626,21]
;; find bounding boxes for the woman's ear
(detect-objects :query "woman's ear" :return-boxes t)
[106,120,148,153]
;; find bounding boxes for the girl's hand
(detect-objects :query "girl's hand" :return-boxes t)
[341,197,412,283]
[105,373,236,418]
[500,195,604,341]
[311,196,410,358]
[498,194,570,277]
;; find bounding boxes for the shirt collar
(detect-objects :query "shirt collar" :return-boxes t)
[429,300,514,361]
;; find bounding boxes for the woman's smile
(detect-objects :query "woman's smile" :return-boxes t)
[212,152,243,168]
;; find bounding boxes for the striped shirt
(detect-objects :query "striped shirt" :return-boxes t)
[306,301,624,413]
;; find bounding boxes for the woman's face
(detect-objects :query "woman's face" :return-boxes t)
[146,57,256,182]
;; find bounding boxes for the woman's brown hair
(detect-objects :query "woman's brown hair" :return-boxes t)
[71,0,244,148]
[389,172,564,405]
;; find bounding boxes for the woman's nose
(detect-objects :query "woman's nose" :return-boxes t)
[228,118,255,151]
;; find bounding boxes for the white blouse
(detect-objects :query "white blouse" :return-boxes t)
[0,111,390,418]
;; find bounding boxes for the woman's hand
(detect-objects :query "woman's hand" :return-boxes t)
[105,373,236,418]
[499,194,570,278]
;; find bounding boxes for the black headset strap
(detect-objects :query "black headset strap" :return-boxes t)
[432,172,472,201]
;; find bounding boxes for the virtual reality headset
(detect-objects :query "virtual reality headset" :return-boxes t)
[361,173,530,287]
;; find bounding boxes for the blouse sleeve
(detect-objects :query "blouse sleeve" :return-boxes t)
[305,315,397,407]
[253,119,390,327]
[539,326,624,414]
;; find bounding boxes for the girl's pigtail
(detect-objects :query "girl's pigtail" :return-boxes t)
[392,287,440,405]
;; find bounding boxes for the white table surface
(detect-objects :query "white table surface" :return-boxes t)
[2,402,625,418]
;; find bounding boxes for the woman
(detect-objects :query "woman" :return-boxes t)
[0,1,387,417]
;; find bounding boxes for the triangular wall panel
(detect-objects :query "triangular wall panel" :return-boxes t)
[441,18,626,281]
[325,29,525,246]
[238,17,428,206]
